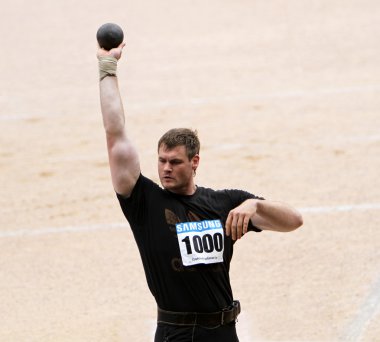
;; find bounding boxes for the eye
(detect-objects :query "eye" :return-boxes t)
[171,159,182,165]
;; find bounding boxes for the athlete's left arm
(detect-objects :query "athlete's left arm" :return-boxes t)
[225,199,303,240]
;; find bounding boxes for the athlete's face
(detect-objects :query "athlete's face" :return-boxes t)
[158,144,199,195]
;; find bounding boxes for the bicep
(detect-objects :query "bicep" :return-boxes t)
[107,132,140,197]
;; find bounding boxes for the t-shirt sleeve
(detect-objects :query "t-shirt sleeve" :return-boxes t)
[116,174,156,227]
[225,189,265,233]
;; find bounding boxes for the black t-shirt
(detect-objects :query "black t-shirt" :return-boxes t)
[117,174,263,313]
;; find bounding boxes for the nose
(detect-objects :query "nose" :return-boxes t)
[163,162,172,172]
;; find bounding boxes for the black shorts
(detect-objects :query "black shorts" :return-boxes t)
[154,321,239,342]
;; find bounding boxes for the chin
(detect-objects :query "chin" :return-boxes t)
[162,182,181,193]
[161,180,174,190]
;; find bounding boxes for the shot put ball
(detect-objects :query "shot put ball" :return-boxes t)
[97,23,124,51]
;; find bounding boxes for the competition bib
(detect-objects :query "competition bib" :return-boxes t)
[176,219,224,266]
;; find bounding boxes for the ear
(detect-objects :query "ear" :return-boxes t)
[191,154,200,171]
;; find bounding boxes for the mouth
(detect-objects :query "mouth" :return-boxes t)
[163,176,174,181]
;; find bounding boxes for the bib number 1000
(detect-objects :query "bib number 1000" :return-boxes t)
[181,233,223,255]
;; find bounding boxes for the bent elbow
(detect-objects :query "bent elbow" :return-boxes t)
[279,213,303,232]
[289,213,303,231]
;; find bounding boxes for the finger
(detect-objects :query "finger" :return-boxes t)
[96,45,107,57]
[231,213,239,241]
[236,214,245,239]
[114,42,125,53]
[112,43,126,59]
[243,215,250,235]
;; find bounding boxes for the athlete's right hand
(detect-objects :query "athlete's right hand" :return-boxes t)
[225,199,258,240]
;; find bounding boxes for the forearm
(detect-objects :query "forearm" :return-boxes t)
[96,43,140,196]
[99,76,125,137]
[226,197,302,240]
[254,199,303,232]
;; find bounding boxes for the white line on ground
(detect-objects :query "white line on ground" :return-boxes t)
[299,203,380,213]
[1,202,379,341]
[1,84,380,121]
[123,84,380,109]
[237,311,261,342]
[1,203,380,239]
[0,222,128,238]
[341,274,380,341]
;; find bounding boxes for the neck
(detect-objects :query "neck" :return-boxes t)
[168,184,197,196]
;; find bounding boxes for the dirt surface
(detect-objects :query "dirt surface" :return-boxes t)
[1,0,379,341]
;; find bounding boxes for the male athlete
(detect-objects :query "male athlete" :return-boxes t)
[97,43,303,342]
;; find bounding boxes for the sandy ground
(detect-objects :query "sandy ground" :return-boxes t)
[1,0,380,341]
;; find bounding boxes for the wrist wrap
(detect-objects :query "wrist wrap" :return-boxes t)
[98,56,117,81]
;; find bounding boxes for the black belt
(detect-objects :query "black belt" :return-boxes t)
[157,300,241,327]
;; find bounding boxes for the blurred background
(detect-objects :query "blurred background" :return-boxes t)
[1,0,379,341]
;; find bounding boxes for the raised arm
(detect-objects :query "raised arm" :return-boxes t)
[98,44,140,197]
[226,199,303,240]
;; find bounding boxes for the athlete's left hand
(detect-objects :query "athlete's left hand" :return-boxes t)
[97,42,126,60]
[225,199,258,240]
